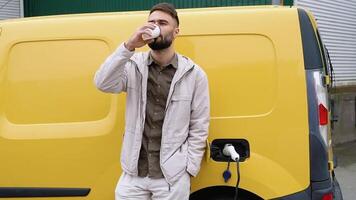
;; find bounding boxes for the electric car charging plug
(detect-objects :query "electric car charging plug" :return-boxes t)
[223,144,241,200]
[223,144,240,162]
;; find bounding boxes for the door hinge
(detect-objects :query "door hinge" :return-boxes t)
[323,75,331,86]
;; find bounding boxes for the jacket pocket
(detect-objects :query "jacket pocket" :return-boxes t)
[161,141,188,182]
[166,94,191,140]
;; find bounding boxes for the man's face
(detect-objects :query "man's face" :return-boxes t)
[147,10,179,50]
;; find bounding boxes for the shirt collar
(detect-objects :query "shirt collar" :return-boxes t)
[147,52,178,69]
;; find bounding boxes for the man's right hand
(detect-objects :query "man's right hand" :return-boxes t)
[125,24,156,51]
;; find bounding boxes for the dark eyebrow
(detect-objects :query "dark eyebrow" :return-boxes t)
[148,19,169,24]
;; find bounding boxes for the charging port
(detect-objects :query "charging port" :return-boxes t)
[210,139,250,162]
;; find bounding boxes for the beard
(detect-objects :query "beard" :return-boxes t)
[148,34,173,50]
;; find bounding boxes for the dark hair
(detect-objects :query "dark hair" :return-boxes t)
[150,3,179,26]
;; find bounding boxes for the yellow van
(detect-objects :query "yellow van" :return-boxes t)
[0,5,342,200]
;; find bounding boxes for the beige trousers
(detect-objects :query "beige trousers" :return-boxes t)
[115,172,190,200]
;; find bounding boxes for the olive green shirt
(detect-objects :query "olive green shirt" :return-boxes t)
[138,53,178,178]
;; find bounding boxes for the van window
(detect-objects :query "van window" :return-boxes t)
[176,34,277,117]
[316,30,327,70]
[5,39,111,124]
[298,8,323,70]
[316,30,333,82]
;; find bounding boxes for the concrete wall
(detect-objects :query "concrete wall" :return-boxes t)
[331,93,356,145]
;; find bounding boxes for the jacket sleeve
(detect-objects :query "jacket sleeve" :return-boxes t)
[187,70,210,177]
[94,43,135,93]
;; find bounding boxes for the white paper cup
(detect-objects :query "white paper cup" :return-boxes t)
[142,25,160,41]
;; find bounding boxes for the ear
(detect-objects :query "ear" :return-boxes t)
[173,27,180,38]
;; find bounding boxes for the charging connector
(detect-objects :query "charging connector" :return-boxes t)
[223,144,240,162]
[210,139,250,162]
[223,144,241,200]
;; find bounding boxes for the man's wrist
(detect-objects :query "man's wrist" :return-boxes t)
[124,42,135,52]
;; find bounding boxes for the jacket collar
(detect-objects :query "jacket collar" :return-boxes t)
[131,51,195,79]
[147,52,178,69]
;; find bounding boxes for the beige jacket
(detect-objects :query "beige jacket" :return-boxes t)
[94,43,210,185]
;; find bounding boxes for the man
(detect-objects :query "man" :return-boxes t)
[94,3,210,200]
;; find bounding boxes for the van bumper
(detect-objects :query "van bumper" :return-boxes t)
[271,187,311,200]
[271,179,332,200]
[311,178,333,200]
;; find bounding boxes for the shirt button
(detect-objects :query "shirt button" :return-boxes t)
[154,112,157,115]
[156,99,159,102]
[157,85,161,88]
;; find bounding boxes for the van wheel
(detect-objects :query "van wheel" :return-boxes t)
[204,197,248,200]
[333,177,343,200]
[201,194,254,200]
[189,187,263,200]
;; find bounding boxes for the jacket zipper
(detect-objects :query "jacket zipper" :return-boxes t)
[137,67,144,128]
[135,65,144,175]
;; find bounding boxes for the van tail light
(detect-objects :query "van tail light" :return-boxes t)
[313,71,329,146]
[322,192,333,200]
[319,103,328,125]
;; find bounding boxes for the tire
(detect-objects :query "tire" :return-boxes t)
[333,177,343,200]
[189,187,263,200]
[203,197,249,200]
[199,194,252,200]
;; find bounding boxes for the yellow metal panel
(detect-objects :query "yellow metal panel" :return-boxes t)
[6,40,110,124]
[176,34,277,117]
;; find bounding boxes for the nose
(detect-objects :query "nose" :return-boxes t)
[154,23,161,29]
